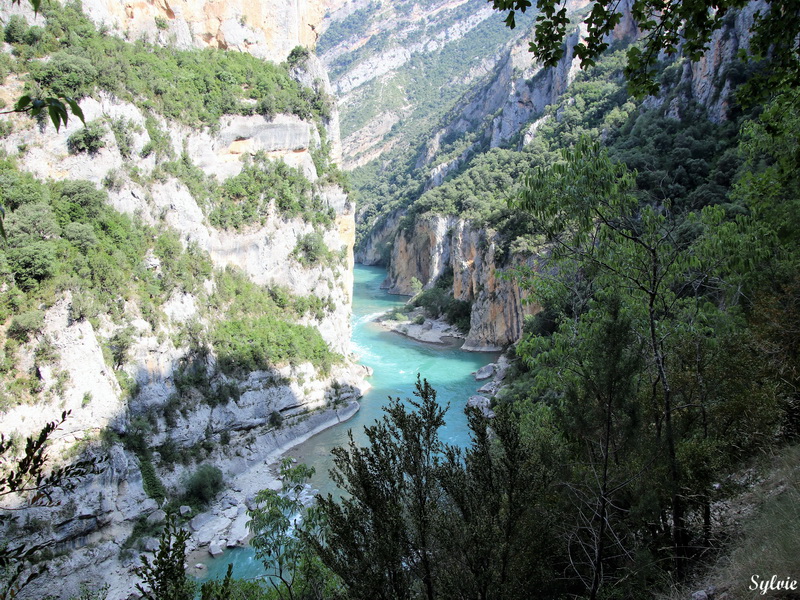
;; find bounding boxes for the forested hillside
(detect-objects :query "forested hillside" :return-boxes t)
[318,0,537,168]
[305,0,800,598]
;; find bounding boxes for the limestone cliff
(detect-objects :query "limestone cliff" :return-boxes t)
[354,208,403,266]
[415,25,583,188]
[384,216,539,351]
[0,2,363,597]
[318,0,527,169]
[665,1,764,122]
[77,0,347,61]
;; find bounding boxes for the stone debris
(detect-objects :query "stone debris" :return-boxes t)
[467,395,495,418]
[477,381,498,395]
[141,537,160,553]
[474,363,496,381]
[195,516,232,546]
[145,509,166,525]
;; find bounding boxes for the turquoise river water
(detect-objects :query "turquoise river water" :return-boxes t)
[198,264,499,581]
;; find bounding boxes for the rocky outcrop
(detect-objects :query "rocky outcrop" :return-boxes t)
[384,217,540,351]
[385,214,457,294]
[414,20,593,187]
[5,364,367,600]
[355,208,404,266]
[1,86,355,356]
[366,1,752,353]
[319,0,521,169]
[75,0,346,61]
[331,6,496,96]
[678,1,764,122]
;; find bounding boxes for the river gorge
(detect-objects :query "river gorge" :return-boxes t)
[198,264,500,581]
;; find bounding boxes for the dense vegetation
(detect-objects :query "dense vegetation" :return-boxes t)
[210,268,340,376]
[205,153,333,230]
[302,2,798,597]
[0,158,339,413]
[411,269,472,331]
[172,81,799,599]
[2,2,332,128]
[353,45,753,263]
[0,1,351,231]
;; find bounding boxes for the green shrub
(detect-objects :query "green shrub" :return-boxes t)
[52,179,107,223]
[123,514,164,550]
[208,155,326,228]
[66,120,106,154]
[142,116,173,159]
[414,285,472,332]
[414,286,448,316]
[287,45,310,69]
[34,335,59,364]
[123,416,152,456]
[9,1,330,126]
[0,168,49,210]
[109,118,135,158]
[292,232,331,267]
[444,298,471,332]
[269,410,283,429]
[63,221,98,250]
[102,168,124,191]
[109,326,135,368]
[213,316,339,375]
[32,51,97,98]
[182,464,224,507]
[157,437,179,466]
[23,25,43,48]
[69,290,99,322]
[7,310,45,341]
[4,15,29,44]
[8,242,57,290]
[139,457,167,503]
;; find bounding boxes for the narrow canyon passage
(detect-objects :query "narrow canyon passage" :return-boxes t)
[198,264,500,580]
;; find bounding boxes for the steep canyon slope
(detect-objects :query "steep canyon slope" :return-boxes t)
[328,0,759,351]
[0,1,363,597]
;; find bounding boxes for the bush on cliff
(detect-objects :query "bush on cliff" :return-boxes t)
[182,464,224,508]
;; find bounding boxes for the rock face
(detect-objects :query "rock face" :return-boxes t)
[384,217,540,351]
[319,0,524,169]
[78,0,347,61]
[677,1,764,122]
[385,214,458,295]
[1,79,354,355]
[355,208,403,266]
[361,1,755,352]
[0,2,363,598]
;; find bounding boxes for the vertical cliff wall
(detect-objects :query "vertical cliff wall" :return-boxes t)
[78,0,346,60]
[384,216,540,351]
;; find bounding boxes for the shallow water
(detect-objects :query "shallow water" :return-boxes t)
[198,265,499,581]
